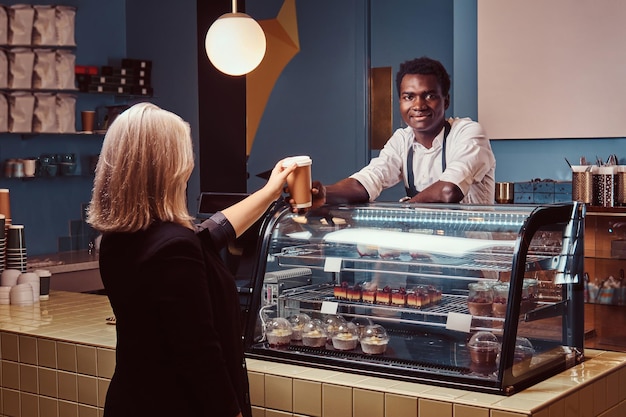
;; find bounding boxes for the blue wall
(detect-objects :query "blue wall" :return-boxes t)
[247,0,626,198]
[3,0,624,255]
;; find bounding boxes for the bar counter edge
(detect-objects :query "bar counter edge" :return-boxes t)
[0,291,625,417]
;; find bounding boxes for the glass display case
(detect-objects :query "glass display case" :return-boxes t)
[244,202,585,395]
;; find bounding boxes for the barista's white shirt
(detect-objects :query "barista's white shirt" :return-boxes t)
[350,117,496,204]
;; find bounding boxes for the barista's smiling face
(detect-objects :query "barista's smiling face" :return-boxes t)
[399,73,450,145]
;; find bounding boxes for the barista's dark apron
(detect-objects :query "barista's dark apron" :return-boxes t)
[405,121,451,198]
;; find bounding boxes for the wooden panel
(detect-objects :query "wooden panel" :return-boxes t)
[370,66,393,150]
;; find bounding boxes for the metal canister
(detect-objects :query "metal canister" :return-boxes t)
[616,166,626,206]
[571,166,593,204]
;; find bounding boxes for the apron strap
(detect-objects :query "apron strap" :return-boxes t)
[405,120,451,198]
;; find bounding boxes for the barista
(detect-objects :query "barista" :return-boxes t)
[288,56,496,209]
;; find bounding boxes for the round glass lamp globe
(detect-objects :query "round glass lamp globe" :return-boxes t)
[205,13,267,76]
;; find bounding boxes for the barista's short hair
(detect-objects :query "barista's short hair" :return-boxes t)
[87,102,195,232]
[396,56,451,97]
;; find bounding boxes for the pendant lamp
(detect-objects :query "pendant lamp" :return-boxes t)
[205,0,267,76]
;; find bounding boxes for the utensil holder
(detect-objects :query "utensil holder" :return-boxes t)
[572,171,592,204]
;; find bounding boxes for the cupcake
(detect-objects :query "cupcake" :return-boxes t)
[301,319,328,347]
[288,313,311,341]
[359,324,389,355]
[265,317,293,347]
[331,322,359,351]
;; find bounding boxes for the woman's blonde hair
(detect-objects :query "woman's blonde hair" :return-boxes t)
[87,102,195,232]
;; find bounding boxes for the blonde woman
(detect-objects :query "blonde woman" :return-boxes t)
[88,102,295,417]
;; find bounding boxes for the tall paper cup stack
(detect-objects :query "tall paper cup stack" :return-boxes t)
[0,189,11,227]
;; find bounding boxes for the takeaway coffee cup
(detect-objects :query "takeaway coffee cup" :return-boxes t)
[34,269,51,300]
[282,156,312,208]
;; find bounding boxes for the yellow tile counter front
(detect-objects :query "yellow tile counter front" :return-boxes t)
[1,291,625,417]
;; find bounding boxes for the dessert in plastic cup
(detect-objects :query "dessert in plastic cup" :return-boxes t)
[288,313,311,341]
[331,322,359,350]
[301,319,328,347]
[359,324,389,355]
[467,282,493,317]
[265,317,293,347]
[324,314,347,343]
[282,155,312,208]
[467,331,500,365]
[492,282,509,317]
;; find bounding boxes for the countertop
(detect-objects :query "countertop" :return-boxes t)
[0,292,625,416]
[0,290,115,348]
[27,250,99,274]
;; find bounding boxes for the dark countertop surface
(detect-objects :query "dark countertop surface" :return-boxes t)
[27,250,99,274]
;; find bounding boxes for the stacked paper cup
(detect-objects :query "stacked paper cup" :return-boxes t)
[0,285,11,304]
[0,189,11,227]
[17,272,40,303]
[0,214,5,274]
[34,269,52,300]
[6,224,27,272]
[1,269,42,306]
[10,283,34,306]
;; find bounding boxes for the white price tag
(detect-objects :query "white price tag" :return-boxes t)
[445,312,472,333]
[324,257,342,272]
[321,301,339,315]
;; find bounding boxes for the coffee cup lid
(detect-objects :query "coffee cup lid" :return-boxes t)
[282,155,312,167]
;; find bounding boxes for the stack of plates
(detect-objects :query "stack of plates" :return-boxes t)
[0,230,5,274]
